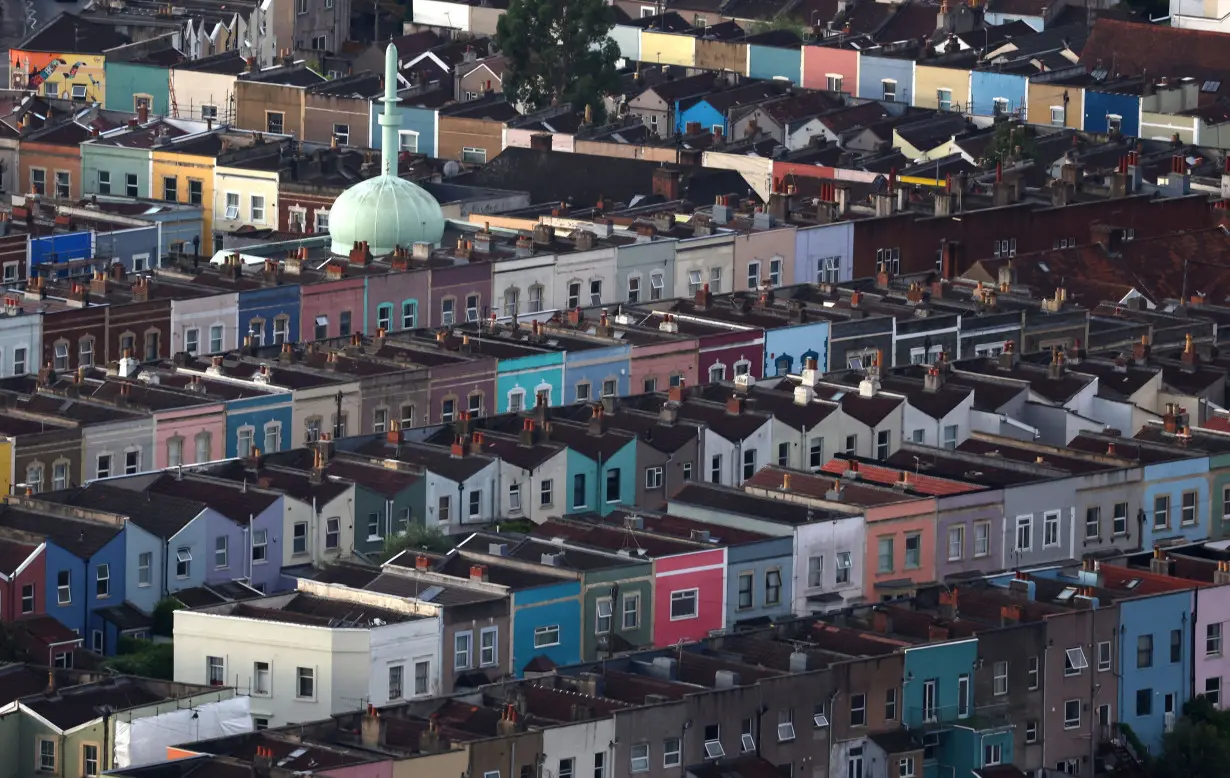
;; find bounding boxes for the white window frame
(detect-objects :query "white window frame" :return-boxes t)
[533,624,560,647]
[669,588,698,620]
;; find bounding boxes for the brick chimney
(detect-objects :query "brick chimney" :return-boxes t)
[726,393,744,415]
[349,240,372,266]
[652,167,681,200]
[694,283,712,309]
[1181,333,1201,369]
[588,403,606,436]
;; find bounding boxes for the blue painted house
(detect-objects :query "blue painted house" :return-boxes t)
[31,232,92,276]
[676,95,728,136]
[747,41,801,82]
[10,509,128,654]
[497,350,565,414]
[554,422,638,517]
[858,54,915,106]
[1118,590,1193,753]
[970,70,1029,117]
[239,284,303,346]
[222,390,294,458]
[563,342,631,404]
[764,319,829,377]
[1083,84,1141,136]
[1140,454,1209,547]
[725,536,793,627]
[510,578,583,675]
[371,98,439,157]
[900,638,1014,778]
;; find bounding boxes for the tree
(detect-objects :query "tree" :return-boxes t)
[495,0,621,121]
[983,121,1037,167]
[1154,696,1230,778]
[745,15,809,38]
[382,524,454,561]
[103,638,175,680]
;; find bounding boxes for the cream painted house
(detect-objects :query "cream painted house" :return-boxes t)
[174,57,246,123]
[215,161,280,234]
[173,580,444,729]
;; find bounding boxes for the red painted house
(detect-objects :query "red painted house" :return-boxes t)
[653,547,727,646]
[0,537,44,623]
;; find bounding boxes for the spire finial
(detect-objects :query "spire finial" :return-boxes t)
[379,43,402,177]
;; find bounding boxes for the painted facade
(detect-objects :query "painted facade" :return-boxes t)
[498,351,564,414]
[726,536,793,627]
[1118,590,1194,753]
[800,45,858,94]
[652,547,726,646]
[510,579,583,675]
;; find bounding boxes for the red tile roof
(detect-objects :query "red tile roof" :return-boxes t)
[1098,561,1207,594]
[1080,19,1230,95]
[818,459,983,496]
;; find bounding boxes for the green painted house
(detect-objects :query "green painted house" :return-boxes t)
[262,450,425,558]
[0,670,235,778]
[81,137,153,199]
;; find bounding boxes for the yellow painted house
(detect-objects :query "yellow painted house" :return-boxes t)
[914,64,972,113]
[152,136,219,252]
[641,30,697,67]
[0,436,14,498]
[9,13,132,101]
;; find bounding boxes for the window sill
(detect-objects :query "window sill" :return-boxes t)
[366,536,383,543]
[668,614,698,622]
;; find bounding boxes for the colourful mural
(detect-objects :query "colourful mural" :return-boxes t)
[9,51,105,101]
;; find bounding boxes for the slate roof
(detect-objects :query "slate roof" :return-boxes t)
[263,449,421,495]
[0,506,121,558]
[437,552,572,589]
[0,664,61,706]
[671,482,840,525]
[682,81,788,114]
[0,537,38,575]
[23,678,164,730]
[203,461,352,504]
[451,147,761,207]
[745,466,924,505]
[354,438,495,482]
[817,458,984,495]
[144,474,280,524]
[819,100,891,133]
[19,12,131,53]
[96,602,153,631]
[39,483,205,539]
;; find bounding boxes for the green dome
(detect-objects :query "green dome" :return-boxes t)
[328,174,445,257]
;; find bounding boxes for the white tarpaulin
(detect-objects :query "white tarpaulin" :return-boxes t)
[114,695,252,768]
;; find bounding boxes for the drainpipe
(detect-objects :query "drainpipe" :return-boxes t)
[1040,642,1049,770]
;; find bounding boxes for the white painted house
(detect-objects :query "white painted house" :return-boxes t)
[173,579,442,729]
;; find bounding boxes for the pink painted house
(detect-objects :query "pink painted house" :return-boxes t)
[1193,582,1230,707]
[863,496,939,599]
[800,45,858,94]
[629,336,700,395]
[301,275,368,341]
[732,226,798,291]
[653,547,727,646]
[153,401,229,468]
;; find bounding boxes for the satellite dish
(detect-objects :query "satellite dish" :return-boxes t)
[442,160,461,177]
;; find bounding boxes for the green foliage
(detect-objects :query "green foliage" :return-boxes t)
[382,523,454,560]
[745,16,809,38]
[495,0,621,121]
[103,640,175,680]
[983,121,1037,166]
[1154,697,1230,778]
[1118,722,1151,766]
[495,518,535,535]
[152,597,184,638]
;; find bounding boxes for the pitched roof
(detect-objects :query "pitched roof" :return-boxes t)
[1079,19,1230,95]
[144,474,280,523]
[0,537,38,575]
[39,483,205,539]
[0,506,121,558]
[19,12,131,53]
[23,677,164,730]
[451,147,760,207]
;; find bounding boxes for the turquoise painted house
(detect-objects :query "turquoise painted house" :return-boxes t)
[81,139,152,199]
[105,56,175,116]
[901,638,1014,778]
[550,421,638,517]
[496,350,565,414]
[510,578,583,675]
